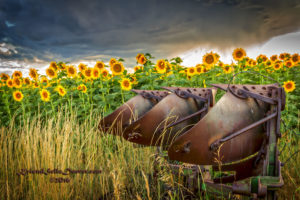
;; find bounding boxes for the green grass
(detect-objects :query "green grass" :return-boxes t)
[0,107,299,200]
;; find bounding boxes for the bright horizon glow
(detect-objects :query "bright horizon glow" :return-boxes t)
[180,31,300,67]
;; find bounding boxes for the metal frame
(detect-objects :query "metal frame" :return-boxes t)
[153,84,285,199]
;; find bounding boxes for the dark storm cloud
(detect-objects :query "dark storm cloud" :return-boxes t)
[0,0,300,66]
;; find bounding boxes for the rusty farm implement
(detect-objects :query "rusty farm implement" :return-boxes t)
[99,76,286,199]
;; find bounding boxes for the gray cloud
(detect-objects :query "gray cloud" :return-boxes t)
[0,0,299,67]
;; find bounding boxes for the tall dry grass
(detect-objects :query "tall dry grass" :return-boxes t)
[0,110,161,200]
[0,108,299,199]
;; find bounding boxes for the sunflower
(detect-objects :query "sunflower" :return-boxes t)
[79,84,87,93]
[283,81,296,93]
[67,65,77,78]
[0,73,10,81]
[23,77,31,85]
[6,79,14,88]
[203,52,218,66]
[109,58,117,67]
[130,76,138,84]
[92,68,100,79]
[46,67,57,79]
[55,85,66,96]
[138,54,147,65]
[13,90,24,102]
[40,76,49,87]
[291,53,299,64]
[78,63,87,72]
[93,61,104,71]
[12,70,22,78]
[247,59,252,66]
[136,53,143,61]
[284,60,293,68]
[223,65,233,74]
[195,64,203,74]
[134,66,141,72]
[265,60,272,67]
[257,54,268,63]
[59,63,67,71]
[155,59,167,73]
[49,61,58,71]
[251,60,257,66]
[120,78,132,91]
[270,55,278,63]
[101,69,109,78]
[12,77,22,88]
[32,82,39,88]
[273,62,282,70]
[279,53,286,60]
[202,66,209,73]
[187,67,196,76]
[284,53,291,59]
[29,68,38,80]
[111,62,124,75]
[232,48,246,61]
[40,89,50,102]
[83,67,93,79]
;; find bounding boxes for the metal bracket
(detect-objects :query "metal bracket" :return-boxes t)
[131,89,169,101]
[162,87,214,106]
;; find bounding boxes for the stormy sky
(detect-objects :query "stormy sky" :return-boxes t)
[0,0,300,72]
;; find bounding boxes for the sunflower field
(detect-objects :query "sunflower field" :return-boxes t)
[0,49,299,199]
[0,49,299,127]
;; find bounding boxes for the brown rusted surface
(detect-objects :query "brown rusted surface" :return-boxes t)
[98,90,169,135]
[211,83,285,110]
[168,91,269,165]
[162,87,217,107]
[212,154,263,183]
[123,93,205,146]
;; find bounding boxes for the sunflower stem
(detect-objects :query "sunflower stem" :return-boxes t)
[121,87,124,104]
[100,78,106,112]
[5,91,12,121]
[50,99,56,120]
